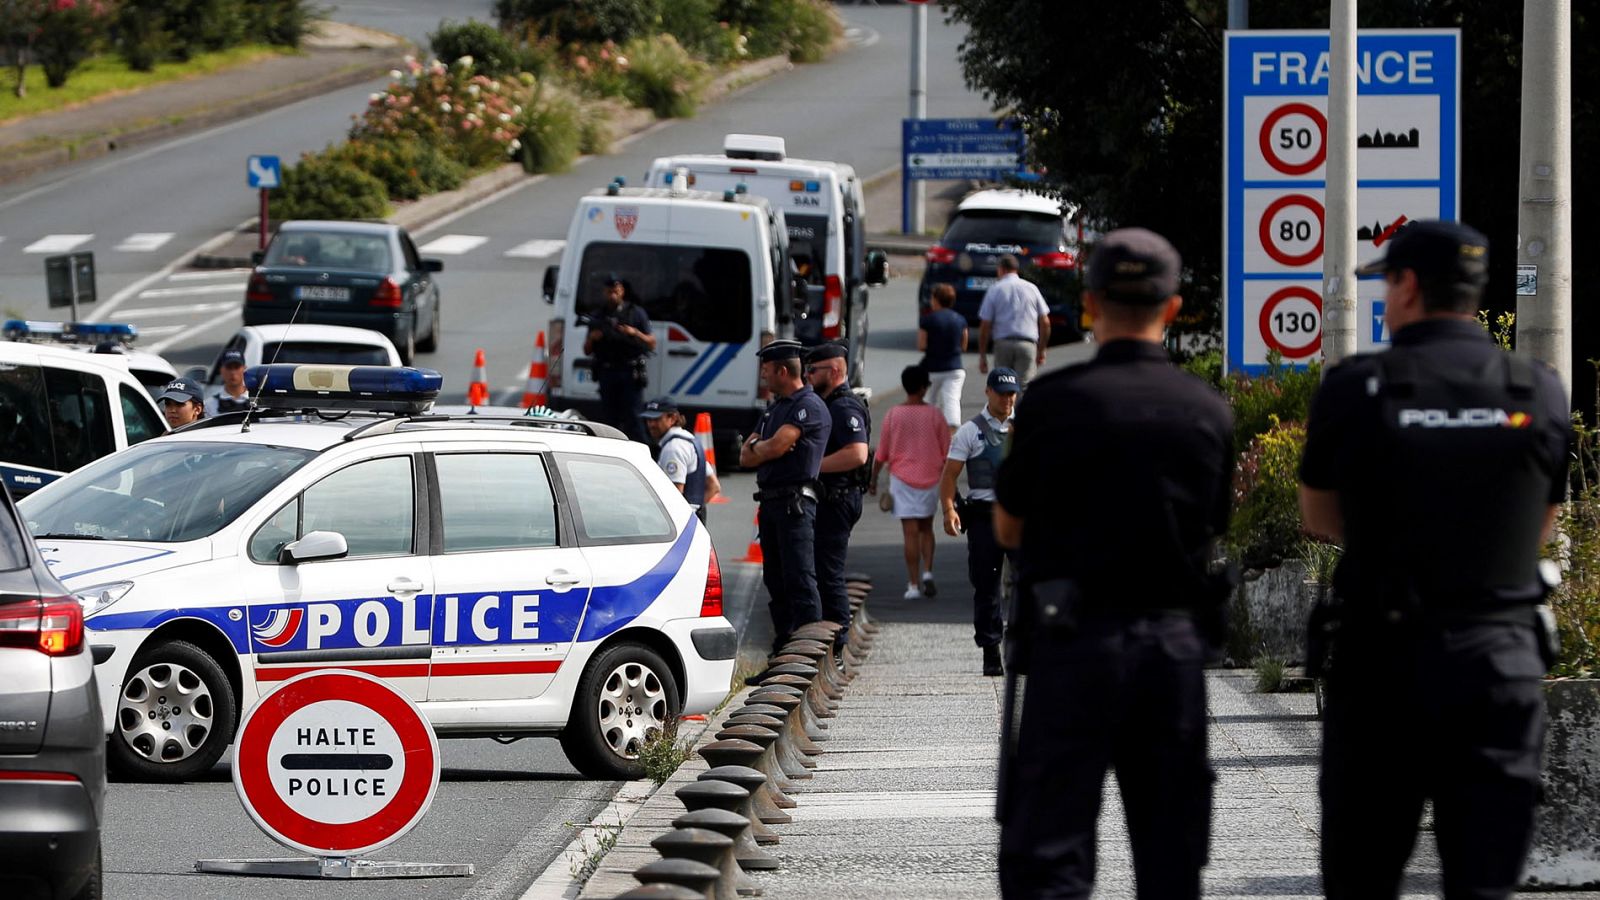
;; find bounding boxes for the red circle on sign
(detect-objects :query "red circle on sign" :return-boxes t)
[1258,286,1323,359]
[234,670,439,857]
[1259,194,1325,268]
[1259,103,1328,176]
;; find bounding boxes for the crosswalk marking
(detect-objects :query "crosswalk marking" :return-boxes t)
[24,234,93,253]
[168,268,252,281]
[115,232,175,253]
[504,239,566,259]
[137,283,246,299]
[130,324,186,338]
[418,234,489,255]
[119,301,238,318]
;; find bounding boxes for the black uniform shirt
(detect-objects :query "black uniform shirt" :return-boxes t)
[590,302,652,371]
[994,339,1234,605]
[756,384,831,489]
[819,385,870,488]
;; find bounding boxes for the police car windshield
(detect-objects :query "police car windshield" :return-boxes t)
[944,210,1063,248]
[21,441,315,543]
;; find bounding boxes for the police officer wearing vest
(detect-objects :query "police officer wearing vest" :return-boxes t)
[741,339,831,652]
[641,396,720,524]
[584,273,655,444]
[1299,220,1572,900]
[992,228,1234,899]
[806,341,870,648]
[205,349,251,415]
[939,366,1020,677]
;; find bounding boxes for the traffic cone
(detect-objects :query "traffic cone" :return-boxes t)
[468,348,489,406]
[520,332,548,409]
[694,412,730,503]
[738,509,763,563]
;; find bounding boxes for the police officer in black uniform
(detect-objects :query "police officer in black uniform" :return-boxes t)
[993,228,1234,899]
[806,341,870,649]
[740,339,831,653]
[584,274,655,444]
[1299,220,1571,900]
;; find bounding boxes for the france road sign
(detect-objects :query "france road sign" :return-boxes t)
[1224,29,1460,373]
[233,669,440,858]
[247,155,282,190]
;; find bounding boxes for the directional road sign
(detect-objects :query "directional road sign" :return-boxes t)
[1223,29,1460,373]
[247,155,282,190]
[902,118,1024,181]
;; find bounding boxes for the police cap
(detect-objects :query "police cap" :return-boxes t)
[804,341,848,364]
[220,349,246,367]
[640,396,679,419]
[1354,219,1489,290]
[756,339,805,363]
[157,376,204,405]
[987,367,1021,394]
[603,272,623,287]
[1085,227,1182,303]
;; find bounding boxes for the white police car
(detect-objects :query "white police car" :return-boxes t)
[18,365,734,782]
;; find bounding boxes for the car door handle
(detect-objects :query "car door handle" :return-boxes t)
[545,571,583,587]
[387,578,425,594]
[668,348,700,357]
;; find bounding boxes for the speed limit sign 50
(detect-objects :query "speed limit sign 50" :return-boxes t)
[1259,103,1327,176]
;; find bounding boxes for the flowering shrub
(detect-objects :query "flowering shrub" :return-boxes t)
[32,0,113,87]
[1227,418,1307,569]
[511,82,582,173]
[330,138,465,201]
[569,39,630,99]
[269,152,388,220]
[352,56,532,170]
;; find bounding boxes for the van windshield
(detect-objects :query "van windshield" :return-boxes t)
[577,242,753,344]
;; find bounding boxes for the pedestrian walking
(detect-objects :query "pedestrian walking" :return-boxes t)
[977,254,1050,383]
[641,397,721,523]
[920,283,969,427]
[1299,220,1572,900]
[993,228,1234,899]
[868,365,951,601]
[740,339,830,655]
[806,342,871,649]
[938,367,1020,676]
[205,350,251,415]
[157,377,207,429]
[584,273,655,444]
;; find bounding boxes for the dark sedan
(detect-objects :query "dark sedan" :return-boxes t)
[243,220,443,364]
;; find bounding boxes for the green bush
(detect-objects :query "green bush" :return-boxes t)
[269,151,389,220]
[495,0,660,45]
[621,33,705,118]
[242,0,314,47]
[785,0,836,63]
[430,19,521,79]
[34,0,112,88]
[1227,418,1306,569]
[658,0,734,61]
[717,0,791,58]
[1223,352,1321,452]
[163,0,246,61]
[1549,371,1600,678]
[578,105,611,155]
[331,139,465,201]
[117,0,172,72]
[513,86,582,173]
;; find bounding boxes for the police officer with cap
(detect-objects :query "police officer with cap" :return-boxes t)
[1299,220,1572,899]
[992,227,1234,898]
[205,349,251,416]
[805,341,870,649]
[157,376,207,429]
[641,396,720,524]
[584,272,655,444]
[740,339,831,653]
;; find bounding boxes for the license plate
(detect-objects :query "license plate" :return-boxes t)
[294,285,350,301]
[966,276,995,291]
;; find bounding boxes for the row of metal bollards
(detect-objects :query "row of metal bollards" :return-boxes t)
[613,573,881,899]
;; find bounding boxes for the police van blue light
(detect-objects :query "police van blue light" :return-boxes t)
[3,320,139,345]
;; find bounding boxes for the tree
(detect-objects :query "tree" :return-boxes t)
[1,0,42,97]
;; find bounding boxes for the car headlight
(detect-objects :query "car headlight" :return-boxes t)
[73,582,133,617]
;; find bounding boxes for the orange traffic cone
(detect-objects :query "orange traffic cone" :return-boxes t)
[738,509,763,563]
[520,332,548,409]
[468,348,489,406]
[694,412,730,503]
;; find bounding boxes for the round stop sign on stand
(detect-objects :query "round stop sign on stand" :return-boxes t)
[233,670,440,858]
[1258,194,1325,268]
[1259,103,1328,176]
[1258,286,1323,360]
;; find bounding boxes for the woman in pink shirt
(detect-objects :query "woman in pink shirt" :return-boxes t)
[868,365,952,600]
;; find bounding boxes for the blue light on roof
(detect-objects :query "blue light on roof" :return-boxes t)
[3,320,138,344]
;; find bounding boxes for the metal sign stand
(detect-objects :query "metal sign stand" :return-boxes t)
[195,857,472,879]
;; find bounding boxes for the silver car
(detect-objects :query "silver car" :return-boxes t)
[0,483,103,899]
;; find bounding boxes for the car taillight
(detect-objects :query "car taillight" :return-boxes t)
[245,273,273,303]
[700,547,723,618]
[548,319,564,391]
[1034,251,1077,270]
[925,246,958,265]
[371,277,403,308]
[0,597,84,656]
[822,275,843,339]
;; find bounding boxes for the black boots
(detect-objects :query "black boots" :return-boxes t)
[982,644,1003,677]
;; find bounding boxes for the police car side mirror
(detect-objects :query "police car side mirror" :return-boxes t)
[250,250,265,265]
[279,530,349,565]
[866,250,889,287]
[542,265,559,304]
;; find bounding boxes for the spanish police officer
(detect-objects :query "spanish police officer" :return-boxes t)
[740,339,830,654]
[205,349,251,415]
[1299,220,1572,900]
[641,396,720,524]
[806,341,870,650]
[993,228,1234,899]
[939,367,1020,677]
[584,274,655,444]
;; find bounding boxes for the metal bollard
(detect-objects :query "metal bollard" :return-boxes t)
[744,693,819,771]
[696,766,783,868]
[758,676,833,742]
[711,718,798,807]
[651,828,737,900]
[698,739,789,829]
[719,721,812,779]
[614,884,707,899]
[782,640,847,695]
[676,780,750,818]
[733,700,823,756]
[674,807,775,888]
[632,858,721,899]
[767,660,840,711]
[754,685,829,749]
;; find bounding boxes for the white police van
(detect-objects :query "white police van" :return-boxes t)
[647,134,887,385]
[0,321,168,496]
[543,179,797,460]
[18,365,735,782]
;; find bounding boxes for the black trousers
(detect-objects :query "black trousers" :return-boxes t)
[1321,620,1546,900]
[596,367,647,444]
[964,506,1012,648]
[759,496,822,646]
[814,489,863,639]
[999,614,1212,900]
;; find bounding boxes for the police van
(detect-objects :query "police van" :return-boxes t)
[18,365,735,782]
[543,179,797,460]
[646,134,886,384]
[0,321,168,496]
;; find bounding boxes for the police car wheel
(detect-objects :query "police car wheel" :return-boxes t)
[108,640,237,783]
[560,643,680,780]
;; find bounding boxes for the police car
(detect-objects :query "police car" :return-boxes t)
[17,365,734,782]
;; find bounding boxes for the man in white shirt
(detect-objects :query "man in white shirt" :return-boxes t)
[205,350,251,416]
[977,255,1051,384]
[938,367,1021,676]
[640,397,720,522]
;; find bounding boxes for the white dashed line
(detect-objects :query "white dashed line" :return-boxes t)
[504,239,566,259]
[115,232,175,253]
[24,234,93,253]
[137,283,247,299]
[418,234,489,255]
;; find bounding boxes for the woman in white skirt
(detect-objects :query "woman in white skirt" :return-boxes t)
[868,366,952,600]
[919,284,969,428]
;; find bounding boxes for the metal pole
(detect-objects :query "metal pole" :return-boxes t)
[907,1,927,235]
[1229,0,1248,29]
[1515,0,1571,399]
[259,189,269,251]
[68,257,79,322]
[1321,0,1359,366]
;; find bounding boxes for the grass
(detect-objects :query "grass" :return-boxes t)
[638,718,694,786]
[0,45,294,124]
[566,814,623,884]
[1254,654,1289,693]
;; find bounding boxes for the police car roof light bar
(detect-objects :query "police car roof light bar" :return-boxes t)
[3,319,139,345]
[244,364,443,414]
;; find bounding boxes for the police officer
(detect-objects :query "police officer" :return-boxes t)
[938,366,1020,677]
[806,341,870,649]
[1298,220,1571,900]
[157,377,207,430]
[740,339,830,654]
[640,396,721,523]
[205,349,251,415]
[992,228,1234,899]
[584,274,655,444]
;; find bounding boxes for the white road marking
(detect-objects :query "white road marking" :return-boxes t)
[137,282,246,299]
[118,301,238,317]
[129,324,185,337]
[115,232,175,253]
[147,309,240,353]
[24,234,93,253]
[417,234,489,255]
[503,239,565,259]
[86,219,253,323]
[168,268,253,281]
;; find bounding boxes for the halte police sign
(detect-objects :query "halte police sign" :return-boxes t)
[1223,29,1460,373]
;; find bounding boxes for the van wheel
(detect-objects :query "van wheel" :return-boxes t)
[560,643,679,779]
[108,640,236,783]
[418,301,441,353]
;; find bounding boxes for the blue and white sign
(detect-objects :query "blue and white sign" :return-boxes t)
[902,118,1024,181]
[247,155,282,190]
[1223,30,1460,373]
